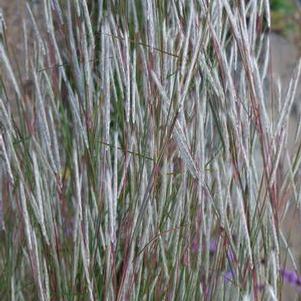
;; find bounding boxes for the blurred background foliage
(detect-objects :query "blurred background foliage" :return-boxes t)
[271,0,301,51]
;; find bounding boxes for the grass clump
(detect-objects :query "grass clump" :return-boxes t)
[0,0,301,300]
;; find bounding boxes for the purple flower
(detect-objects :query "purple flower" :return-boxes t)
[209,240,217,253]
[209,239,235,262]
[227,249,235,262]
[279,268,300,286]
[224,270,234,282]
